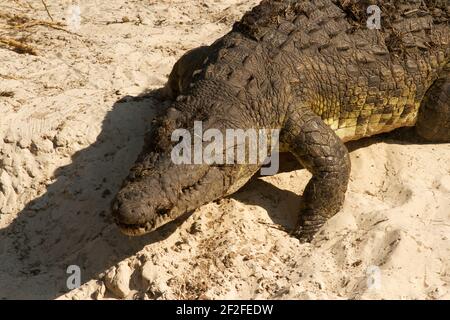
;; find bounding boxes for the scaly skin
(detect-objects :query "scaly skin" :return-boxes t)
[112,0,450,242]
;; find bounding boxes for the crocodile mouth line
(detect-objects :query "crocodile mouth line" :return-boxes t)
[114,201,175,236]
[116,221,152,236]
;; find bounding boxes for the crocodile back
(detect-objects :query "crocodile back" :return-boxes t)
[232,0,450,140]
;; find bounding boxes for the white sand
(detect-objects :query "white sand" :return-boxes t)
[0,0,449,300]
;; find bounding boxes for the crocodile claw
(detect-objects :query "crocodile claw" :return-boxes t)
[291,226,315,244]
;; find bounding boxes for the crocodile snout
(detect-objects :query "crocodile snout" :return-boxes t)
[111,178,175,236]
[113,195,146,225]
[111,147,256,237]
[112,189,155,236]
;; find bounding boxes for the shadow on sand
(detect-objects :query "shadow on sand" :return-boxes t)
[0,91,189,299]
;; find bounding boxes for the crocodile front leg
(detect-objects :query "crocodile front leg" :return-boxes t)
[416,66,450,143]
[282,107,351,243]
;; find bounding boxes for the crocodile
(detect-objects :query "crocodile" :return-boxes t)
[112,0,450,242]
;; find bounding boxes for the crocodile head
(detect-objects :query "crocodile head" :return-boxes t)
[112,158,244,236]
[111,102,263,236]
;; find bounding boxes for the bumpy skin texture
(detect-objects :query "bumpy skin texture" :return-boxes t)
[112,0,450,242]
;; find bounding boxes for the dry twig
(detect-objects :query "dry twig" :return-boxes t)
[40,0,53,21]
[0,36,37,55]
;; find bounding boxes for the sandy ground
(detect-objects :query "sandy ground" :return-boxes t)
[0,0,449,300]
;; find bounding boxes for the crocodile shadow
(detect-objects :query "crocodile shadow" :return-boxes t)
[0,91,190,299]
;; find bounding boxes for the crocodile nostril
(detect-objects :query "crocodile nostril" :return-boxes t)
[124,191,135,200]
